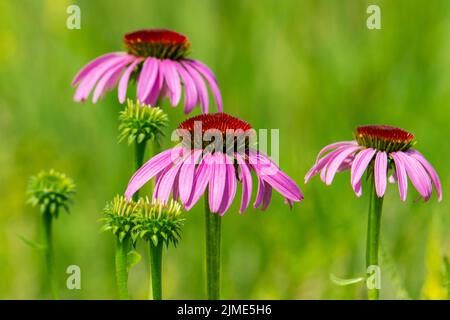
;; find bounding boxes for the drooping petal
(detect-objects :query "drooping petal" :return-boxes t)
[391,152,408,201]
[174,62,198,114]
[185,153,213,210]
[315,141,358,162]
[262,182,272,210]
[325,146,361,185]
[118,58,142,103]
[124,147,182,200]
[217,155,236,215]
[74,55,130,102]
[253,176,265,209]
[161,60,182,106]
[374,151,388,198]
[407,150,442,201]
[182,61,209,114]
[208,153,227,213]
[354,180,362,197]
[92,57,133,103]
[397,152,432,201]
[178,149,203,205]
[137,57,159,101]
[305,146,352,183]
[235,153,252,213]
[350,148,377,193]
[188,60,223,112]
[72,52,121,86]
[249,152,303,202]
[154,159,184,204]
[143,70,163,106]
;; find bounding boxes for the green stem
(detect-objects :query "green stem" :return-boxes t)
[133,141,147,201]
[366,175,384,300]
[115,237,130,300]
[148,242,163,300]
[204,192,221,300]
[42,210,58,299]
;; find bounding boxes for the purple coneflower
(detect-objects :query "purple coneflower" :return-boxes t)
[305,125,442,299]
[124,113,303,299]
[72,29,222,114]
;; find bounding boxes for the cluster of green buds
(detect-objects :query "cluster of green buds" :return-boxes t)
[102,195,184,247]
[26,169,76,217]
[118,99,169,145]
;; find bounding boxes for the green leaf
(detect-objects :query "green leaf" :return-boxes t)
[330,273,365,286]
[126,250,142,272]
[17,234,45,251]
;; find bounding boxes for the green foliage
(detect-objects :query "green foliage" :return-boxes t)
[26,170,76,217]
[118,99,168,145]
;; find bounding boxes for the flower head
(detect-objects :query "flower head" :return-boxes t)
[102,195,141,243]
[305,125,442,201]
[27,170,76,216]
[125,113,303,215]
[118,99,168,145]
[72,29,222,114]
[102,195,183,246]
[133,197,183,247]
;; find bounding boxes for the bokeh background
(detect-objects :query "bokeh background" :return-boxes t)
[1,0,449,299]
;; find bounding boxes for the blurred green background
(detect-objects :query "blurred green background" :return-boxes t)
[0,0,449,299]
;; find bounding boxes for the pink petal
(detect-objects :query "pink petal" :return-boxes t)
[253,176,265,209]
[374,151,388,198]
[235,153,252,213]
[305,146,351,183]
[92,57,133,103]
[182,61,209,114]
[187,60,223,112]
[407,150,442,201]
[397,152,432,201]
[262,182,272,210]
[350,148,376,194]
[208,153,227,213]
[249,152,303,202]
[154,159,184,204]
[325,146,361,185]
[174,62,198,114]
[185,153,212,210]
[124,147,182,200]
[161,60,182,106]
[315,141,358,162]
[137,58,158,102]
[143,70,163,106]
[391,152,409,201]
[74,55,129,102]
[217,155,236,215]
[72,52,121,86]
[118,58,142,103]
[178,149,203,205]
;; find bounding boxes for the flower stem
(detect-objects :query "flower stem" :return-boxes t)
[366,175,384,300]
[42,210,58,299]
[133,141,147,201]
[148,242,163,300]
[204,191,221,300]
[115,237,130,300]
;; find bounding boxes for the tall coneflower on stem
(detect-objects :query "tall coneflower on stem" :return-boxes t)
[102,195,140,299]
[102,195,183,300]
[118,99,168,199]
[27,170,76,299]
[133,197,183,300]
[72,29,222,114]
[305,125,442,299]
[124,113,303,299]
